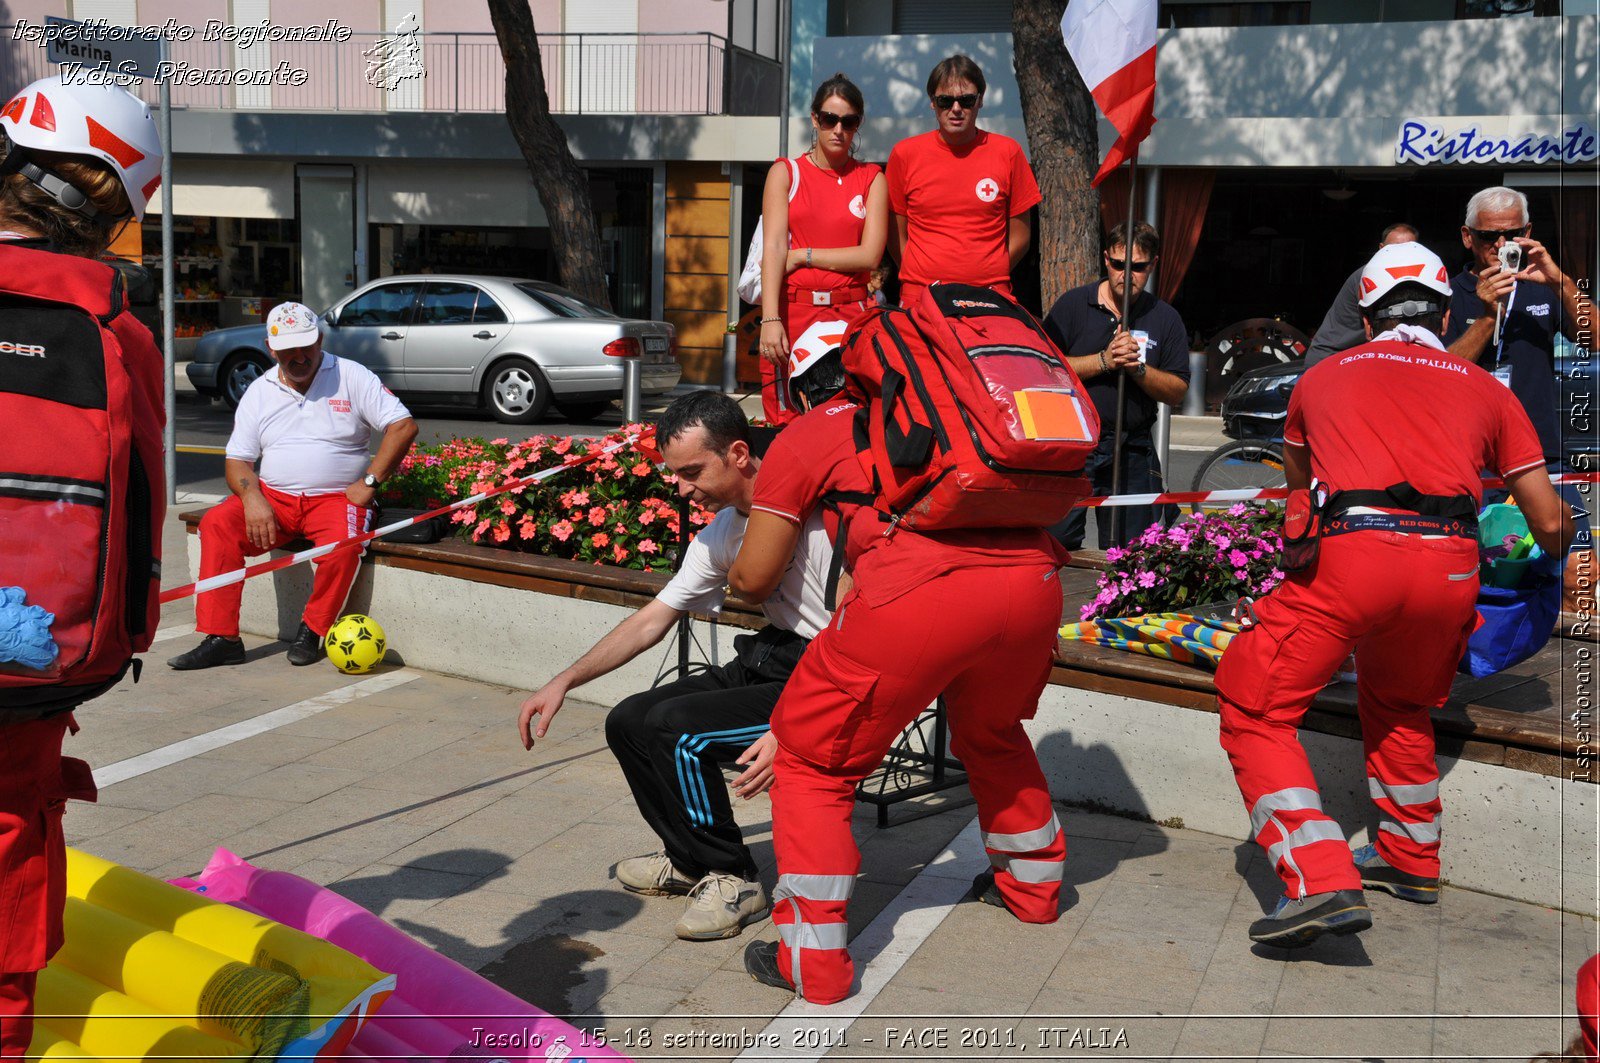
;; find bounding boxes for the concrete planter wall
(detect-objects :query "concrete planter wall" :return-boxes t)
[188,533,1596,916]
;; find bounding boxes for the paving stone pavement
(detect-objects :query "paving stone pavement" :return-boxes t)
[64,515,1595,1061]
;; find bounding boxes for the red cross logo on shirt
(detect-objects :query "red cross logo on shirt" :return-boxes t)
[975,177,1000,203]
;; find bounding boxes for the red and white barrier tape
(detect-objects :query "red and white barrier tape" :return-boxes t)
[1078,471,1595,508]
[158,433,647,605]
[158,450,1593,603]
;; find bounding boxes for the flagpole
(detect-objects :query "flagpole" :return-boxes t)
[1109,149,1139,548]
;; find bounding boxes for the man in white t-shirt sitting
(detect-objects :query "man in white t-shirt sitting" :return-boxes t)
[516,391,833,943]
[169,301,418,670]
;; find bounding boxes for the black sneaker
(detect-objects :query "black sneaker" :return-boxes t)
[743,940,795,995]
[970,870,1012,915]
[286,621,326,666]
[1352,843,1440,904]
[167,635,245,671]
[1249,889,1372,948]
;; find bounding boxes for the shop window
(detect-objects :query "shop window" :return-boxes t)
[341,283,420,326]
[1455,0,1559,15]
[1159,1,1310,26]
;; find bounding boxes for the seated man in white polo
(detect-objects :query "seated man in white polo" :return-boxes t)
[169,302,418,670]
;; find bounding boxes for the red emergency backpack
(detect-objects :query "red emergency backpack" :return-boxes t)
[0,242,165,719]
[839,282,1100,533]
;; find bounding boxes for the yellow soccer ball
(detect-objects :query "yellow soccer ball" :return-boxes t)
[324,613,387,674]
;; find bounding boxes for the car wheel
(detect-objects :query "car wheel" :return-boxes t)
[220,351,270,409]
[482,357,551,424]
[557,400,613,423]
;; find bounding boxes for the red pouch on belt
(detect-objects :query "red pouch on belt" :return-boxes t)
[1280,487,1323,573]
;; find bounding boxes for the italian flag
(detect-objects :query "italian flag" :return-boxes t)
[1060,0,1159,185]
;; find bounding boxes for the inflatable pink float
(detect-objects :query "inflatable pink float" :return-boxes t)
[173,849,632,1063]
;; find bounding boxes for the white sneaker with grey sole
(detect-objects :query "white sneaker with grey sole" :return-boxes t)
[675,872,770,941]
[615,852,697,896]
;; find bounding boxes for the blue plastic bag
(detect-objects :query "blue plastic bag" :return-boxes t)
[1458,551,1561,678]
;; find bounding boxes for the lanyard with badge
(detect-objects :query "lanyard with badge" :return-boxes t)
[1490,279,1517,389]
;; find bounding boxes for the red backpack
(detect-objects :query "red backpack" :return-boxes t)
[0,242,165,719]
[840,282,1100,533]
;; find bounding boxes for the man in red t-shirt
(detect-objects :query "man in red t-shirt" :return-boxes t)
[724,349,1069,1005]
[887,54,1040,308]
[1215,243,1573,950]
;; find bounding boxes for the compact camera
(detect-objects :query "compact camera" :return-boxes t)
[1498,241,1523,274]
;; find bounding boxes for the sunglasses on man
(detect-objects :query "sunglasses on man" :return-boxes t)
[815,110,863,131]
[932,93,980,111]
[1106,256,1153,273]
[1470,226,1528,244]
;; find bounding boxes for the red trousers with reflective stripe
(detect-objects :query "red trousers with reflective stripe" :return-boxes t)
[1579,953,1599,1062]
[0,718,94,1059]
[768,562,1065,1004]
[195,485,373,638]
[1215,532,1478,899]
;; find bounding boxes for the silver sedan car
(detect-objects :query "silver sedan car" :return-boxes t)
[186,275,680,423]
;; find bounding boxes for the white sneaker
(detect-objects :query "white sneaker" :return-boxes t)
[615,852,697,896]
[675,872,771,941]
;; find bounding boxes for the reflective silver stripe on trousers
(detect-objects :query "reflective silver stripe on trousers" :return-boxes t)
[982,812,1062,854]
[989,855,1064,883]
[777,919,850,952]
[1367,776,1440,807]
[1249,787,1325,838]
[0,476,106,503]
[775,873,855,903]
[1380,818,1441,845]
[1265,818,1347,871]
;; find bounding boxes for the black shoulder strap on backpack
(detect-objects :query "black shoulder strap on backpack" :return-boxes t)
[818,489,877,610]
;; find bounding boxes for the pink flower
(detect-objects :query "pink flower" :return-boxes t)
[588,507,607,526]
[570,490,590,507]
[519,518,537,540]
[1137,571,1158,588]
[493,523,511,543]
[592,532,611,548]
[612,543,630,564]
[639,539,659,555]
[499,498,517,517]
[638,508,657,525]
[1228,549,1249,568]
[474,519,491,536]
[554,436,573,455]
[551,520,575,542]
[631,461,651,476]
[490,437,510,446]
[614,523,628,536]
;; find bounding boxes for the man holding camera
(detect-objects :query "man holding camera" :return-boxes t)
[1444,186,1594,568]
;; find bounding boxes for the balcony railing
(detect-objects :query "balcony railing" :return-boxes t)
[0,29,780,116]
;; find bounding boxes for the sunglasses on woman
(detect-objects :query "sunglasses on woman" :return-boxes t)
[932,93,980,111]
[815,110,863,131]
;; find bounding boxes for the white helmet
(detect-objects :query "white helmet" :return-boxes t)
[0,76,163,220]
[1357,241,1452,309]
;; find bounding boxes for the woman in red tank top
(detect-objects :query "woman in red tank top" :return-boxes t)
[757,74,888,425]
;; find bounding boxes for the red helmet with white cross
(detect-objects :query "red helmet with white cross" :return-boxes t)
[0,75,163,220]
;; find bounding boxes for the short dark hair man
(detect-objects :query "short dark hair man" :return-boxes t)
[515,391,835,943]
[1042,221,1190,550]
[1305,222,1421,367]
[887,54,1040,308]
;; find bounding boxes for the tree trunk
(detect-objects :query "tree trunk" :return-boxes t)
[487,0,612,310]
[1012,0,1102,312]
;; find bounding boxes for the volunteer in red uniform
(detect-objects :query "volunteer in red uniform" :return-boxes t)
[887,54,1039,308]
[0,75,165,1059]
[1215,242,1573,948]
[1579,953,1599,1062]
[757,74,887,426]
[724,348,1069,1005]
[167,302,417,670]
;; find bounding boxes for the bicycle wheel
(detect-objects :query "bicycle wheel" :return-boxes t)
[1190,440,1287,513]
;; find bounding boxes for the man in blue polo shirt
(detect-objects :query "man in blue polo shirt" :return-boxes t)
[1043,221,1190,550]
[1444,186,1594,564]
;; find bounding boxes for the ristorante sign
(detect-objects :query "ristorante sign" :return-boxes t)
[1396,120,1598,165]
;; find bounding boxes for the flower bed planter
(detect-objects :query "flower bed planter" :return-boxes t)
[177,514,1596,915]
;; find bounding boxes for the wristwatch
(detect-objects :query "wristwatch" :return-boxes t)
[1130,362,1147,380]
[361,473,381,489]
